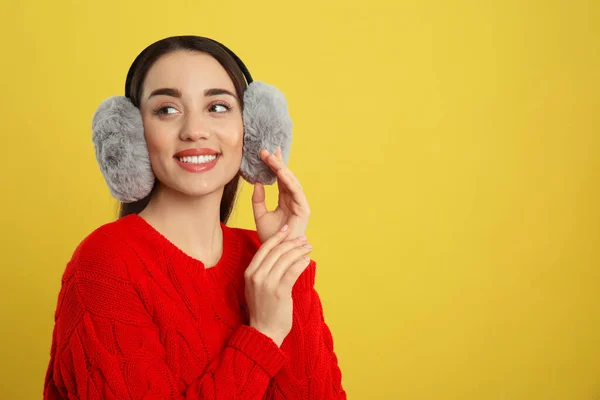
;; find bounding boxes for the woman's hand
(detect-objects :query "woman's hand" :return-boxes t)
[253,148,311,243]
[245,225,313,347]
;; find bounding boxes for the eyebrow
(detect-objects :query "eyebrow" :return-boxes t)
[147,87,237,100]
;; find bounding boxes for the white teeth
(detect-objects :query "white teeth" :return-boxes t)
[178,155,218,164]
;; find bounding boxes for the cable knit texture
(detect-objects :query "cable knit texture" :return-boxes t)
[44,214,346,399]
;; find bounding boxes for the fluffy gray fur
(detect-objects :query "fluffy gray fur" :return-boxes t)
[240,81,293,184]
[92,96,155,203]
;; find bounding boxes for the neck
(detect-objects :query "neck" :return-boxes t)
[138,183,225,267]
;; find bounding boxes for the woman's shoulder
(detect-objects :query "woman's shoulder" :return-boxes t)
[73,215,138,254]
[53,217,156,344]
[65,215,143,281]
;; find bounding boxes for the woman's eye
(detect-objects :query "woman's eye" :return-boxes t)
[153,106,178,115]
[159,106,178,115]
[211,104,230,113]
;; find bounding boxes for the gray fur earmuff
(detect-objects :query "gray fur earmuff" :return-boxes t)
[92,96,154,203]
[91,36,292,203]
[240,81,292,184]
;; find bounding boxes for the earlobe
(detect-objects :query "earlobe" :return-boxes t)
[92,96,155,202]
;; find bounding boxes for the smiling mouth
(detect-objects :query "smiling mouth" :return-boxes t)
[175,154,220,164]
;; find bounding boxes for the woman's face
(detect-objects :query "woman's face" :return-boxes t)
[139,50,243,198]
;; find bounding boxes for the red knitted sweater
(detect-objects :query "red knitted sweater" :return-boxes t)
[44,214,346,399]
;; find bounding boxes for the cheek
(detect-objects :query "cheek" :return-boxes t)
[219,122,244,151]
[142,119,171,160]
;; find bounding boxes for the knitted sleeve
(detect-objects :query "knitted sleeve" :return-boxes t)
[43,234,285,400]
[264,260,347,399]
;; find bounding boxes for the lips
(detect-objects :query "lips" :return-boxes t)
[174,148,220,158]
[172,148,222,173]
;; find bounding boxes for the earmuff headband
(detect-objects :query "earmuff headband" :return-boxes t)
[124,36,254,99]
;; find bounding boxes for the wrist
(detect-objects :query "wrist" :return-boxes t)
[249,322,285,347]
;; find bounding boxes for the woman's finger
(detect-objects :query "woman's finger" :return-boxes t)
[255,236,309,280]
[273,147,302,187]
[261,151,304,194]
[261,150,293,180]
[252,182,268,220]
[259,148,310,213]
[279,257,312,293]
[260,150,303,198]
[275,147,284,162]
[268,243,313,283]
[245,226,291,276]
[279,172,309,210]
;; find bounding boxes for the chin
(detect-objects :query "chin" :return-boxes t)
[167,173,240,199]
[180,183,224,197]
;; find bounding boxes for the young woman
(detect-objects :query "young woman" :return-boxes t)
[44,36,346,399]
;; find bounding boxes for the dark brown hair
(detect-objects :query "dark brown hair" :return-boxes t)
[117,36,247,223]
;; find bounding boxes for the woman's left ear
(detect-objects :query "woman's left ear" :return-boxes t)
[240,81,292,185]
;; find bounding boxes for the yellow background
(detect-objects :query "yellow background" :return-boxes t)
[1,0,598,399]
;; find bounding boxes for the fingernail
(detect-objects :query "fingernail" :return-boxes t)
[303,257,311,263]
[298,236,308,242]
[304,244,312,249]
[280,224,288,232]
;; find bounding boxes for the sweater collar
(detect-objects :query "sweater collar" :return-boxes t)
[126,214,243,288]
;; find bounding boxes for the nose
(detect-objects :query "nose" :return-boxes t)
[180,110,211,141]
